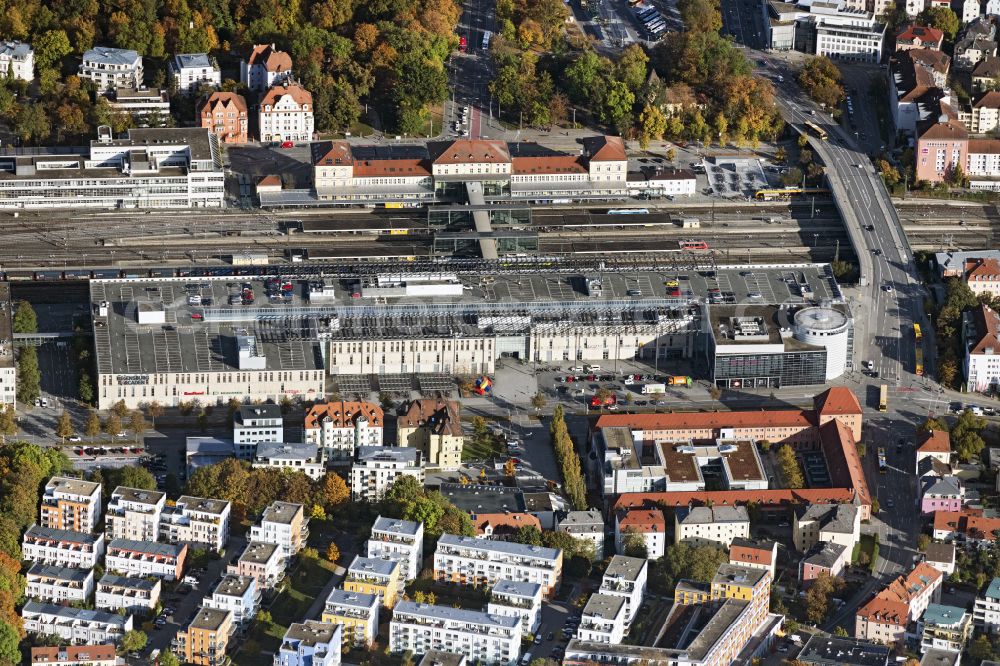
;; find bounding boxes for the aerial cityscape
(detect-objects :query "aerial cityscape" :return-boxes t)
[3,0,1000,663]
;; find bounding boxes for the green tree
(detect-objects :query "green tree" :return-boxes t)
[158,652,181,666]
[617,44,649,94]
[917,534,930,551]
[111,400,130,419]
[34,29,72,70]
[0,620,19,666]
[512,525,544,546]
[12,301,37,333]
[103,413,122,438]
[78,374,94,403]
[146,401,164,428]
[16,346,40,405]
[969,635,994,662]
[918,6,959,40]
[776,444,804,488]
[106,465,156,492]
[797,56,845,109]
[257,609,273,624]
[530,392,547,410]
[11,103,50,145]
[322,473,350,510]
[639,103,667,149]
[84,409,101,438]
[120,629,147,655]
[805,572,844,623]
[127,410,147,442]
[621,527,648,558]
[0,407,15,444]
[56,412,74,441]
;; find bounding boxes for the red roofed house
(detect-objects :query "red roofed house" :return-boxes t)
[615,509,666,559]
[896,24,944,52]
[304,400,384,464]
[473,512,542,539]
[728,538,778,579]
[964,256,1000,297]
[965,304,1000,393]
[855,562,942,643]
[31,644,117,665]
[915,429,952,474]
[933,508,1000,545]
[259,82,313,143]
[199,91,248,144]
[241,43,293,92]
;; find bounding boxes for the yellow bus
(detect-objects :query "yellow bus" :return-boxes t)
[878,384,888,412]
[804,121,828,141]
[914,324,924,376]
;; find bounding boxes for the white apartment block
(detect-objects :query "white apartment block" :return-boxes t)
[367,516,424,582]
[600,555,648,628]
[615,510,666,560]
[169,53,221,94]
[434,534,563,598]
[351,447,425,501]
[228,541,285,590]
[277,621,342,666]
[95,574,161,614]
[577,593,627,644]
[253,442,326,480]
[159,495,231,553]
[22,601,133,645]
[558,510,606,561]
[259,82,314,143]
[674,506,751,548]
[304,401,383,464]
[22,526,106,569]
[487,579,543,635]
[202,574,260,627]
[322,588,380,647]
[25,563,94,605]
[249,501,307,565]
[0,41,33,81]
[241,43,293,92]
[234,404,284,458]
[813,4,885,63]
[39,476,102,533]
[390,601,520,666]
[79,47,143,90]
[106,486,165,542]
[105,539,186,581]
[974,577,1000,631]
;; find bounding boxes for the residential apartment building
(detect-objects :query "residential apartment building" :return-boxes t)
[916,430,952,473]
[22,602,132,645]
[434,533,563,598]
[249,501,308,564]
[39,477,102,533]
[615,509,666,559]
[25,563,94,605]
[241,43,293,92]
[79,46,143,90]
[599,555,648,627]
[276,621,342,666]
[933,508,1000,545]
[95,574,161,614]
[0,40,33,81]
[800,541,849,587]
[558,510,606,560]
[29,645,117,666]
[253,442,326,479]
[172,607,234,666]
[966,304,1000,392]
[232,404,284,458]
[322,588,380,647]
[389,601,520,666]
[921,604,972,654]
[170,53,221,94]
[577,593,627,644]
[926,542,956,577]
[259,82,314,143]
[304,400,384,463]
[896,24,944,51]
[367,516,424,582]
[105,486,166,542]
[674,505,750,548]
[856,563,943,643]
[397,399,464,470]
[105,539,187,581]
[159,495,231,553]
[487,579,543,635]
[474,512,542,539]
[202,575,259,627]
[974,577,1000,631]
[199,92,249,145]
[344,555,403,608]
[728,538,779,580]
[106,87,170,122]
[922,476,964,514]
[22,526,105,569]
[958,92,1000,134]
[351,447,425,501]
[964,256,1000,298]
[227,541,284,590]
[793,503,861,554]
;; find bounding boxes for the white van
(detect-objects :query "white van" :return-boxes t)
[585,364,602,372]
[520,653,533,665]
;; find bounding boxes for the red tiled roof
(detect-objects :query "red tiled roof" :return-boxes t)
[933,508,1000,540]
[595,409,813,431]
[968,139,1000,155]
[257,175,281,187]
[584,135,627,162]
[353,158,430,177]
[511,155,587,175]
[916,429,950,453]
[261,83,312,108]
[858,563,942,624]
[615,488,857,511]
[247,44,292,73]
[431,140,511,164]
[618,508,665,533]
[200,91,247,116]
[314,141,353,167]
[31,645,117,663]
[897,24,944,45]
[974,91,1000,108]
[729,541,775,567]
[820,419,870,505]
[473,512,541,534]
[857,596,909,625]
[399,400,462,438]
[968,304,1000,355]
[305,401,382,429]
[814,387,862,416]
[919,119,968,141]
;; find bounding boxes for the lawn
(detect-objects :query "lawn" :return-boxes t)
[231,556,337,666]
[462,433,504,461]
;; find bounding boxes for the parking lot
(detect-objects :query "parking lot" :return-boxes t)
[703,156,774,199]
